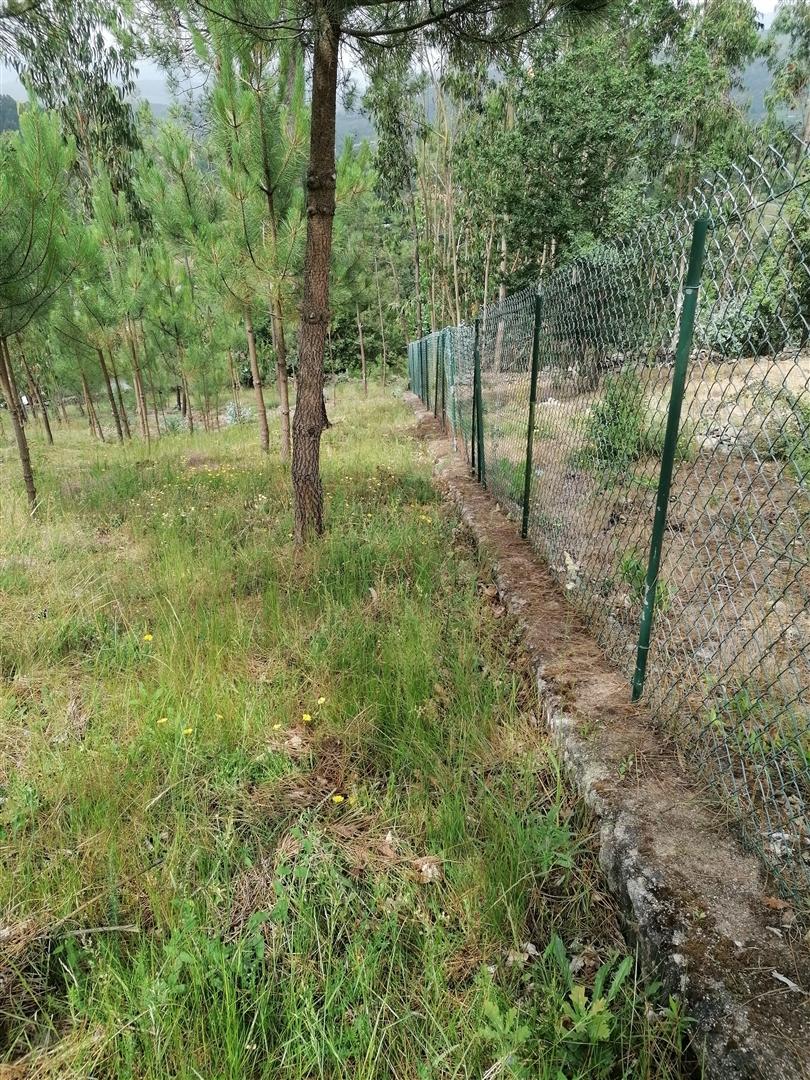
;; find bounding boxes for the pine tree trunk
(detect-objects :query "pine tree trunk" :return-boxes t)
[18,345,53,447]
[375,254,388,389]
[20,353,53,446]
[256,93,293,463]
[81,371,105,442]
[109,350,132,439]
[0,337,37,511]
[126,320,150,444]
[97,349,123,443]
[292,10,339,541]
[227,350,242,419]
[182,369,195,435]
[357,304,367,398]
[148,373,162,437]
[245,307,269,453]
[273,295,292,462]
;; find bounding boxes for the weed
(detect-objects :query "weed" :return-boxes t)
[0,385,697,1079]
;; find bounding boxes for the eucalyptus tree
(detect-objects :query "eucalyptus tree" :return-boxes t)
[0,0,142,206]
[769,0,810,144]
[0,106,77,510]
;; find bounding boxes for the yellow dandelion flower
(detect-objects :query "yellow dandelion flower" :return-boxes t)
[347,793,358,806]
[302,712,312,724]
[143,633,153,642]
[157,717,168,725]
[272,723,282,730]
[331,794,345,804]
[182,727,193,736]
[317,696,326,706]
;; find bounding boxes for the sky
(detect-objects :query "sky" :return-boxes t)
[0,1,783,103]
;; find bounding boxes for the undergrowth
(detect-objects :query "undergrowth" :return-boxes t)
[0,386,699,1079]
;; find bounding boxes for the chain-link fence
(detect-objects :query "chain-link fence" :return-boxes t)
[408,140,810,905]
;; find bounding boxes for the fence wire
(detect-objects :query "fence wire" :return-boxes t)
[409,139,810,905]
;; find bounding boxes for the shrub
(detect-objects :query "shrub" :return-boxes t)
[162,413,189,435]
[584,371,664,469]
[222,401,255,426]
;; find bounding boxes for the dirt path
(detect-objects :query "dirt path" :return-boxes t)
[407,392,810,1080]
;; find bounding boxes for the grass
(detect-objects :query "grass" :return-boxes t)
[0,385,697,1079]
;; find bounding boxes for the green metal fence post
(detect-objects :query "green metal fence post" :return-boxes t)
[521,293,544,539]
[448,331,458,448]
[425,336,432,406]
[439,330,446,432]
[473,317,485,485]
[631,217,709,702]
[434,334,440,420]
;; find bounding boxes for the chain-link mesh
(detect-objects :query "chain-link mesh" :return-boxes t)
[409,139,810,905]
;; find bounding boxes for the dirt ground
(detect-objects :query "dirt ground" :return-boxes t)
[408,395,810,1080]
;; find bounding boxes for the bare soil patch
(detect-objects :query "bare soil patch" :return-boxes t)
[408,392,810,1080]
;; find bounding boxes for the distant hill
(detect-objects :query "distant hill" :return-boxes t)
[0,93,19,132]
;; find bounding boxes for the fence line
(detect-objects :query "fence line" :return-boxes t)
[408,139,810,905]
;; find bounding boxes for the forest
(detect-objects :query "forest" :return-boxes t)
[0,1,808,1078]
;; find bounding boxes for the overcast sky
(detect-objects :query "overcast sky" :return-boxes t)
[0,1,783,103]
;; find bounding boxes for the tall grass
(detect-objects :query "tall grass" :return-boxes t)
[0,386,697,1078]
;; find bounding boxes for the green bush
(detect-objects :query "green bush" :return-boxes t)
[583,371,666,469]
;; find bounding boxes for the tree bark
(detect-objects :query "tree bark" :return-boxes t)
[18,345,54,446]
[0,337,37,511]
[126,319,150,444]
[356,303,368,397]
[227,349,242,419]
[108,350,131,439]
[181,367,194,435]
[494,228,508,372]
[374,253,388,389]
[81,370,105,442]
[272,295,292,462]
[292,10,339,541]
[245,307,269,453]
[97,348,123,443]
[254,86,293,463]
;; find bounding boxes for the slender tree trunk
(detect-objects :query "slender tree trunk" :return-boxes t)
[374,254,388,389]
[201,371,211,433]
[292,9,339,540]
[254,78,293,463]
[408,189,423,336]
[227,349,242,419]
[272,296,292,462]
[97,349,123,443]
[20,353,53,446]
[245,307,269,453]
[0,337,37,511]
[8,352,27,424]
[109,350,131,439]
[181,369,194,435]
[494,229,508,372]
[60,396,69,424]
[356,303,367,398]
[147,371,162,437]
[328,325,337,406]
[81,371,105,442]
[24,372,39,422]
[126,319,150,444]
[175,385,182,410]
